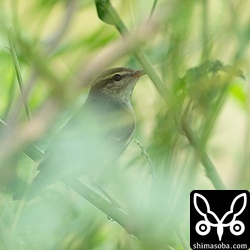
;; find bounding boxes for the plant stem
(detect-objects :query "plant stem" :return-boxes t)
[104,1,226,190]
[8,29,31,121]
[181,117,226,190]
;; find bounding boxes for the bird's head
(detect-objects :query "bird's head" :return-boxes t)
[88,67,145,104]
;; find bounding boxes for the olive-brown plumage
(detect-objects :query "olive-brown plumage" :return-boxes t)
[14,67,144,200]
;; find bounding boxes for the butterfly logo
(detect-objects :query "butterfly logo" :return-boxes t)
[193,193,247,241]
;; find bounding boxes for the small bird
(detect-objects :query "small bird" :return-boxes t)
[14,67,144,199]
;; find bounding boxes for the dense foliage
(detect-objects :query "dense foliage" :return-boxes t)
[0,0,249,249]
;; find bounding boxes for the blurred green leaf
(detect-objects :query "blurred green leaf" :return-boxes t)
[0,0,250,249]
[230,83,248,107]
[95,0,114,25]
[175,60,245,112]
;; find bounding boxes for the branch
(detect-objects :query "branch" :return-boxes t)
[62,177,136,234]
[8,29,31,121]
[181,115,226,190]
[0,119,138,236]
[94,0,226,190]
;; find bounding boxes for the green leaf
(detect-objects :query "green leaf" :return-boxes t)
[95,0,115,25]
[230,84,248,107]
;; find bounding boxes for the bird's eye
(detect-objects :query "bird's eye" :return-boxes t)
[112,74,122,82]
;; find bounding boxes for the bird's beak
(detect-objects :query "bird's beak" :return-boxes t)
[132,69,145,78]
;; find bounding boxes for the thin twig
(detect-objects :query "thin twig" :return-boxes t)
[8,29,32,121]
[44,0,77,54]
[0,118,44,162]
[148,0,158,21]
[181,115,226,190]
[0,119,136,236]
[135,140,157,181]
[102,0,226,191]
[63,177,135,234]
[200,0,209,61]
[200,84,229,146]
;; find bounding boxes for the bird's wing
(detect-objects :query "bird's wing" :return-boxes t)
[30,96,135,193]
